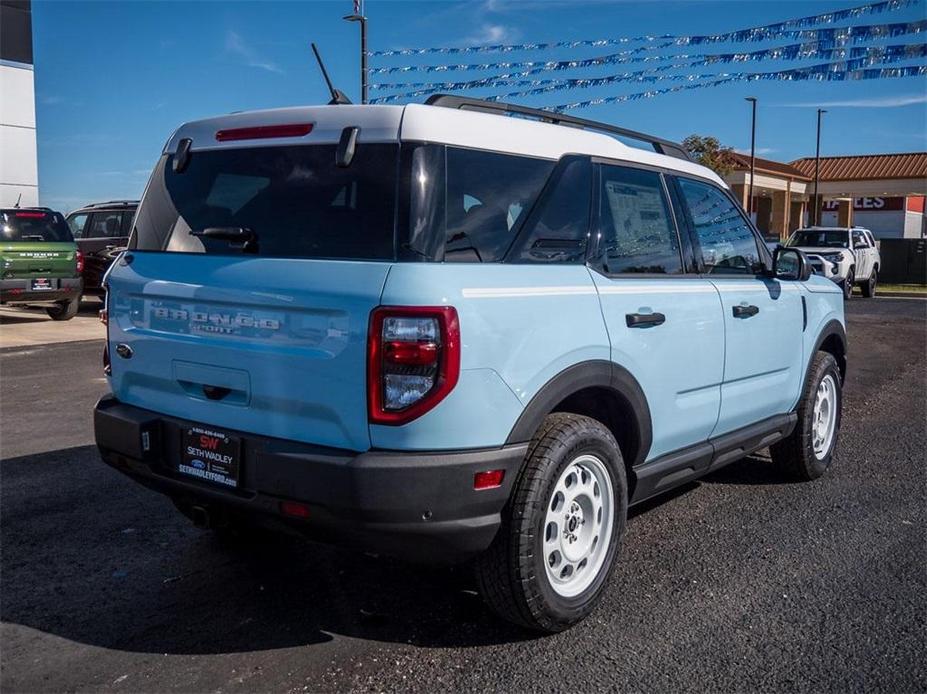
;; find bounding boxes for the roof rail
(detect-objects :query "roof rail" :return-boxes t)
[424,94,692,162]
[82,200,140,208]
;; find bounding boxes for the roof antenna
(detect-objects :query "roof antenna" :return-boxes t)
[13,193,22,208]
[311,42,352,105]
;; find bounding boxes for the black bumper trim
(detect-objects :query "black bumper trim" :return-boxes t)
[94,396,526,563]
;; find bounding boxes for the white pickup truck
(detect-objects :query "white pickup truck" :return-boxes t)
[785,226,881,299]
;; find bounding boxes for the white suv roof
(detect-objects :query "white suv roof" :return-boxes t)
[165,102,725,188]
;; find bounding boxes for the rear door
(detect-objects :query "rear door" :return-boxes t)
[107,140,400,452]
[589,163,724,461]
[674,176,805,436]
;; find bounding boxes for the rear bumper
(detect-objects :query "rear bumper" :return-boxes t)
[94,396,525,563]
[0,277,82,304]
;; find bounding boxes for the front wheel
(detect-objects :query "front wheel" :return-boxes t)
[770,351,842,481]
[474,413,627,632]
[842,270,855,300]
[46,297,80,321]
[862,269,877,298]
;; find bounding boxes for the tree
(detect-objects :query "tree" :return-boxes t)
[682,135,739,177]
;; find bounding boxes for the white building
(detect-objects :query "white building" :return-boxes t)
[0,0,38,208]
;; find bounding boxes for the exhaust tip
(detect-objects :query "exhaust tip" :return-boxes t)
[190,505,210,529]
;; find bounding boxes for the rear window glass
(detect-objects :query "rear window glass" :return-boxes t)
[132,144,398,260]
[0,210,73,243]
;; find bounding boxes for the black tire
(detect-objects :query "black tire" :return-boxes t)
[474,413,628,632]
[842,270,854,300]
[862,268,877,298]
[770,351,842,482]
[46,297,80,321]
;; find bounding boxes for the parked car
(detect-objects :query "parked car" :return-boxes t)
[0,207,83,320]
[66,200,137,298]
[94,96,847,632]
[785,226,880,299]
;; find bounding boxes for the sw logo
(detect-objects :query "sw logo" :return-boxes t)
[199,435,221,450]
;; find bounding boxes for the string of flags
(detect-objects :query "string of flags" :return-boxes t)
[368,0,926,111]
[370,0,917,56]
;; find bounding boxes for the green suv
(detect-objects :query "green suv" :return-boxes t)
[0,208,83,320]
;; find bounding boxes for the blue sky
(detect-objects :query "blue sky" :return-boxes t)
[33,0,927,212]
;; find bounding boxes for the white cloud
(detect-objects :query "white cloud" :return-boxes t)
[777,94,927,108]
[735,147,777,156]
[225,30,283,74]
[464,23,517,45]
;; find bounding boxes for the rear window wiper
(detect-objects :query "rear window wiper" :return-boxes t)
[189,226,258,253]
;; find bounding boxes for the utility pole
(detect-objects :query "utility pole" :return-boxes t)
[745,97,757,217]
[344,1,368,104]
[814,108,826,225]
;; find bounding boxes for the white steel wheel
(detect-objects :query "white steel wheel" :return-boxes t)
[812,373,838,460]
[543,453,615,598]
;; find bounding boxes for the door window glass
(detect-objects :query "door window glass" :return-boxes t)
[87,212,124,238]
[678,178,762,275]
[852,230,869,248]
[67,213,88,238]
[509,158,592,264]
[594,165,682,274]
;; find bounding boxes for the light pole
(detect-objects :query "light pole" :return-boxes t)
[344,4,368,104]
[814,108,826,225]
[745,97,757,216]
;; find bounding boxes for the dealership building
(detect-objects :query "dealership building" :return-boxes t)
[727,151,927,241]
[0,0,37,208]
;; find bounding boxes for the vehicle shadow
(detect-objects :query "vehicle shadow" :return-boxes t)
[1,445,792,656]
[0,445,531,656]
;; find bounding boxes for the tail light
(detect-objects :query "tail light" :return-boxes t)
[367,306,460,425]
[75,249,84,274]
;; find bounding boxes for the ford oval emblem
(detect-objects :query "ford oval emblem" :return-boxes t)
[115,343,133,359]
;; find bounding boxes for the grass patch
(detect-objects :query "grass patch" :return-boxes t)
[856,283,927,295]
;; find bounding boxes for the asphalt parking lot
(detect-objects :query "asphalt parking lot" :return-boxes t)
[1,298,924,693]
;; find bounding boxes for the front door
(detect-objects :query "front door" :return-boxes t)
[674,177,805,436]
[589,164,724,461]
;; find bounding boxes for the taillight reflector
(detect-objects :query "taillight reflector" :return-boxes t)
[215,123,314,142]
[14,211,46,218]
[474,469,505,490]
[280,500,311,519]
[75,249,84,274]
[368,306,460,426]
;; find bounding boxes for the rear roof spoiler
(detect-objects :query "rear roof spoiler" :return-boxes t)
[425,94,692,162]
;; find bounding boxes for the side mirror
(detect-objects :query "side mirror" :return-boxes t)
[773,247,812,281]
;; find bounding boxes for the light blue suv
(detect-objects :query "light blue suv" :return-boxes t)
[94,96,846,632]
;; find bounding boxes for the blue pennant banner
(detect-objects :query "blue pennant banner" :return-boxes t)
[370,0,918,57]
[550,64,927,112]
[369,20,927,76]
[369,41,927,102]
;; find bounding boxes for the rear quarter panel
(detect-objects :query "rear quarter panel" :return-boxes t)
[372,264,609,450]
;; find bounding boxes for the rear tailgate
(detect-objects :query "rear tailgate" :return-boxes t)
[1,242,77,279]
[107,253,390,451]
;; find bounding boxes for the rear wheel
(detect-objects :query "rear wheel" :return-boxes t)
[474,413,627,632]
[46,297,80,321]
[862,269,877,298]
[770,351,842,481]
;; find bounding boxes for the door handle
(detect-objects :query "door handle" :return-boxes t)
[626,312,666,328]
[732,304,760,318]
